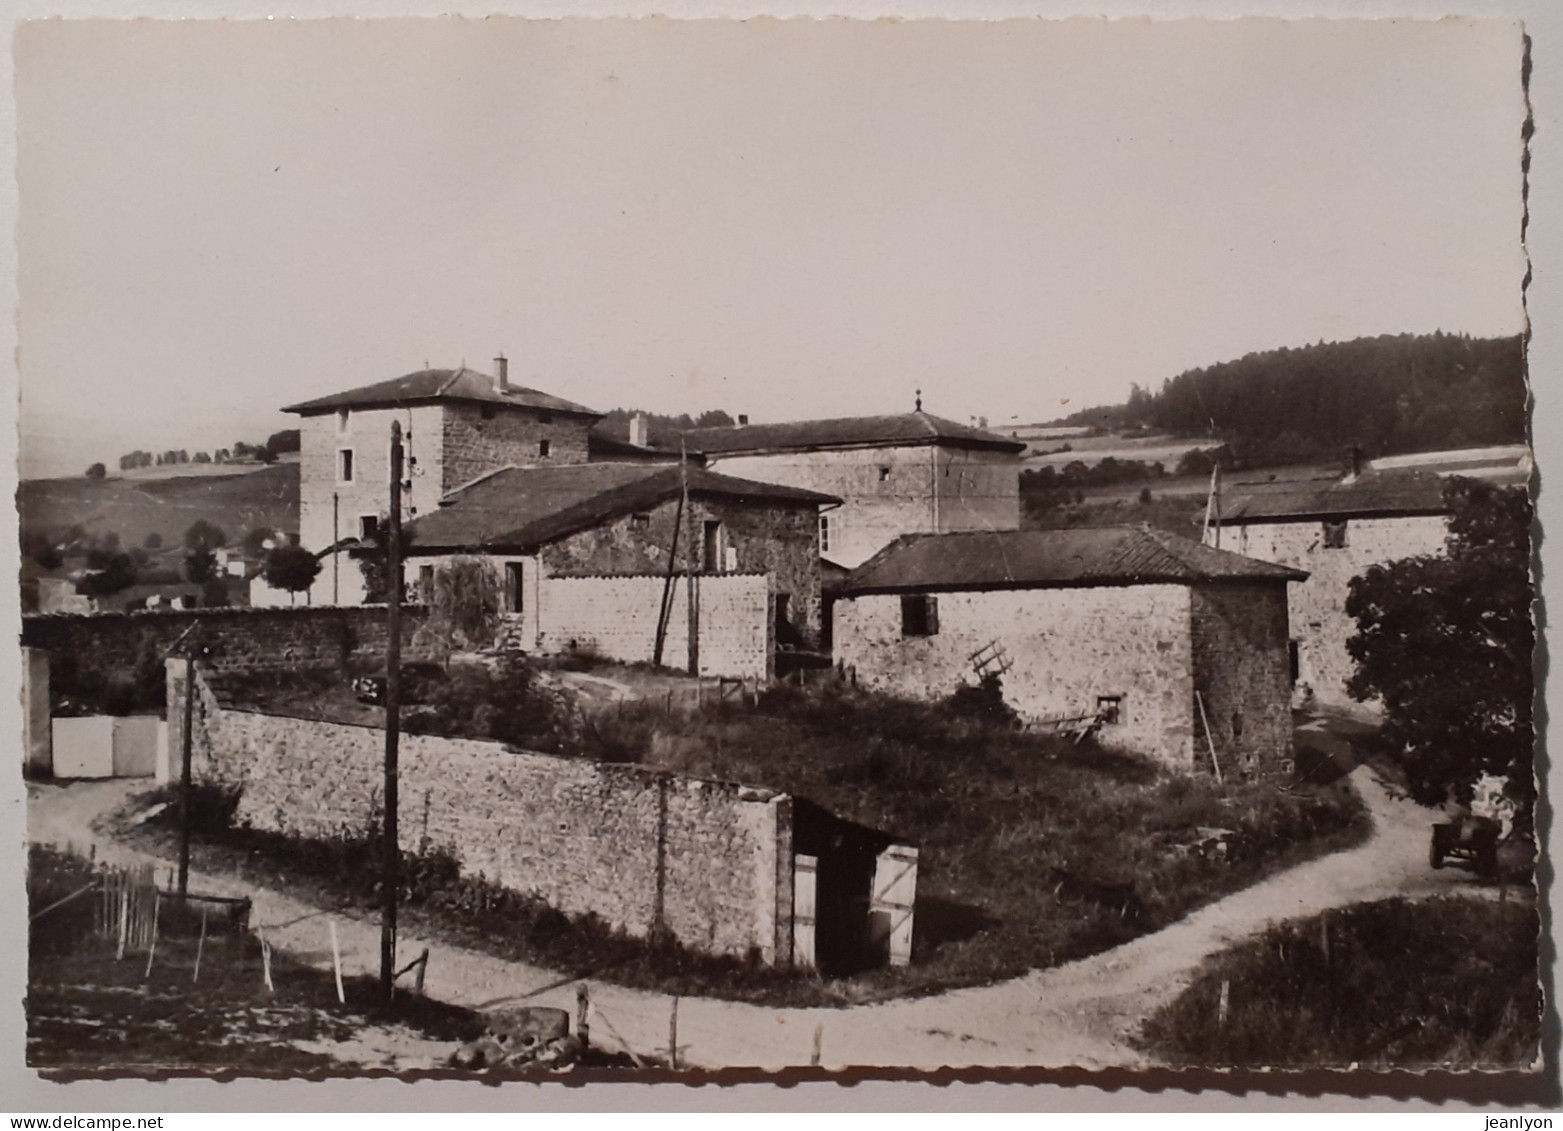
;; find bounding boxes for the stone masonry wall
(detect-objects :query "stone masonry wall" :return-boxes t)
[1210,514,1448,709]
[834,584,1198,768]
[24,605,433,685]
[932,447,1022,538]
[440,401,592,493]
[1188,583,1295,779]
[540,495,823,643]
[170,663,794,963]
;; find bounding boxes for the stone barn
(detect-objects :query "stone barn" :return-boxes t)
[1205,467,1476,711]
[833,526,1306,777]
[406,462,838,678]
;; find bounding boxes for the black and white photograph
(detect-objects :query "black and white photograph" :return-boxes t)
[6,3,1552,1101]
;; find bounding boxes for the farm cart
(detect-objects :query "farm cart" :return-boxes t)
[1429,815,1501,877]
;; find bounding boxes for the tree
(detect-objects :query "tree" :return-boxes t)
[355,524,415,604]
[85,462,106,480]
[184,520,227,551]
[266,429,301,456]
[185,547,218,584]
[77,552,137,598]
[143,532,164,550]
[263,543,322,602]
[1346,478,1534,808]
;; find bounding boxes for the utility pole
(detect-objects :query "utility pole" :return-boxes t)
[177,649,196,897]
[682,436,699,676]
[380,421,405,1003]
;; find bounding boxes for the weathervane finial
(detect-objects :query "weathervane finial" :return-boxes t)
[915,388,923,412]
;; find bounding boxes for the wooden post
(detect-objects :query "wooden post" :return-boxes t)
[329,919,345,1004]
[381,420,405,1004]
[811,1023,823,1067]
[792,855,818,971]
[1217,978,1230,1029]
[178,653,196,897]
[192,907,208,983]
[575,985,590,1050]
[143,893,160,980]
[668,995,679,1071]
[653,476,685,667]
[259,928,274,992]
[1195,691,1223,785]
[683,436,699,676]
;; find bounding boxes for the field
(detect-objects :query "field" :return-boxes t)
[1136,896,1541,1069]
[18,463,299,551]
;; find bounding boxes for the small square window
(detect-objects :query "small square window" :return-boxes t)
[1096,695,1123,725]
[339,449,355,483]
[480,405,496,421]
[538,439,551,458]
[1322,520,1348,549]
[358,515,379,541]
[537,411,553,425]
[878,466,891,482]
[819,514,831,553]
[901,594,938,637]
[631,513,651,530]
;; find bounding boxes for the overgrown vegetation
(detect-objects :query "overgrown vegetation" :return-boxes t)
[126,674,1369,1005]
[1137,897,1541,1068]
[1347,478,1535,809]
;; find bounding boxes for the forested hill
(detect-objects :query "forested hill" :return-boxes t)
[1068,332,1527,466]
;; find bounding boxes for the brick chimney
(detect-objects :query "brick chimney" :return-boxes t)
[628,412,648,448]
[737,414,749,426]
[494,353,509,394]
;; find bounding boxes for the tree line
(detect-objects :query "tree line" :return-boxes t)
[1066,332,1526,466]
[99,429,301,477]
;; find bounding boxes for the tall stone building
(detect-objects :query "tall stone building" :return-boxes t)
[682,411,1026,569]
[281,357,603,604]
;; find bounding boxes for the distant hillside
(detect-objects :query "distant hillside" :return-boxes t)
[1064,332,1527,466]
[18,462,300,552]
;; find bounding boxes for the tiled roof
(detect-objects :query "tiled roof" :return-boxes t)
[1213,469,1454,524]
[682,412,1026,456]
[841,526,1306,595]
[283,368,603,418]
[407,464,839,552]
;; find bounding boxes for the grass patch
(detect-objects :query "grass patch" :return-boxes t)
[118,677,1368,1007]
[1136,897,1541,1068]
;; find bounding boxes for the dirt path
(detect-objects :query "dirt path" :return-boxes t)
[28,761,1510,1072]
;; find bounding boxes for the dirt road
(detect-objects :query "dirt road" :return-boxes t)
[28,758,1506,1072]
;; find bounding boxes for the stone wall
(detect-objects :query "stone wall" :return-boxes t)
[539,573,773,679]
[1189,583,1295,779]
[834,584,1199,768]
[932,447,1022,539]
[23,605,432,685]
[172,663,794,963]
[539,494,822,643]
[440,401,593,493]
[1211,514,1448,709]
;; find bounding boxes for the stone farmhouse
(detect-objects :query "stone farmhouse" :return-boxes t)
[833,526,1306,777]
[682,410,1027,570]
[405,463,837,677]
[279,356,607,606]
[1201,457,1531,712]
[271,358,837,678]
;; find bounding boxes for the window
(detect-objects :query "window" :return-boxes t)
[1288,640,1301,685]
[702,521,722,572]
[505,562,525,614]
[480,405,496,421]
[336,408,350,434]
[1096,695,1123,725]
[358,515,379,541]
[537,411,553,425]
[900,594,938,637]
[538,439,551,458]
[418,565,435,602]
[339,449,355,483]
[819,515,831,553]
[1322,520,1348,549]
[878,465,891,482]
[631,513,651,531]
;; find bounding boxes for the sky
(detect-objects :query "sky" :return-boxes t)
[15,16,1528,479]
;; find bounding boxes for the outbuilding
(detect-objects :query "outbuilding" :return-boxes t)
[833,526,1307,776]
